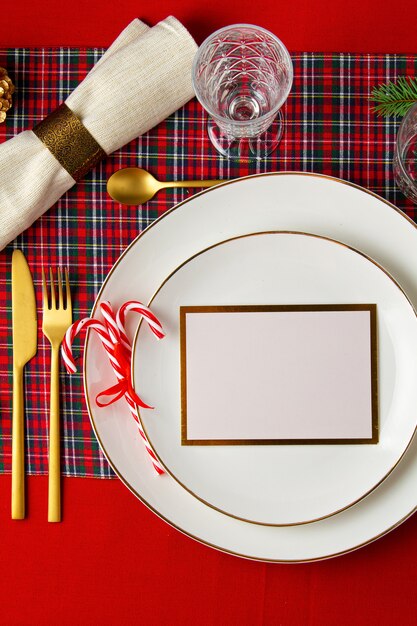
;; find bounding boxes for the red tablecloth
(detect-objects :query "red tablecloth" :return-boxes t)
[5,0,417,53]
[2,3,417,625]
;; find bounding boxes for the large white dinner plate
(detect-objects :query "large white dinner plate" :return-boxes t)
[84,173,417,561]
[132,231,417,526]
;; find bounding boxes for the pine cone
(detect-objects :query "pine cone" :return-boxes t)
[0,67,15,123]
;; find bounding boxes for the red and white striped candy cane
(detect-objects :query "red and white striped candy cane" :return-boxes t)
[63,317,127,395]
[98,301,155,409]
[101,301,165,474]
[62,317,112,374]
[116,300,165,355]
[100,300,123,345]
[61,302,165,475]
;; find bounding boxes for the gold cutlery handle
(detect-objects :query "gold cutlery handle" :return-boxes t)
[12,364,25,520]
[161,180,224,189]
[48,345,61,522]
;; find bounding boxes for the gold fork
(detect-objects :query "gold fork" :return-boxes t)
[42,267,72,522]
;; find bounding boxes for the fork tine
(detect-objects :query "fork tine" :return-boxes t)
[49,267,56,309]
[64,268,71,312]
[42,267,48,309]
[57,267,63,308]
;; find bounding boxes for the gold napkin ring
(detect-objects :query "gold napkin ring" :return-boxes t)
[33,103,106,182]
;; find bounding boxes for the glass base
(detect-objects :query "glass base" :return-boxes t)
[393,149,417,204]
[207,112,284,161]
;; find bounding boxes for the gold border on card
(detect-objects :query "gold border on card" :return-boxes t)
[83,173,417,561]
[180,303,379,446]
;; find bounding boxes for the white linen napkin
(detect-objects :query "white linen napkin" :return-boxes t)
[0,17,197,250]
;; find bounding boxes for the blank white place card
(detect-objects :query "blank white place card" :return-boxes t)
[180,305,378,445]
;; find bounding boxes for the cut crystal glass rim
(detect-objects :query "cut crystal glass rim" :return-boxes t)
[192,23,294,126]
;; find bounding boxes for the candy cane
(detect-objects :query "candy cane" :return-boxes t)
[95,301,152,410]
[117,300,165,355]
[63,317,125,388]
[61,301,165,475]
[100,302,165,474]
[62,318,112,374]
[100,300,122,344]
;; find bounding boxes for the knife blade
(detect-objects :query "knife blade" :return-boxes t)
[11,250,37,520]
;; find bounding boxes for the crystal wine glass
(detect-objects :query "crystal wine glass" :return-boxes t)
[192,24,293,160]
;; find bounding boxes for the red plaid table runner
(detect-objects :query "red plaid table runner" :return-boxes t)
[0,49,415,478]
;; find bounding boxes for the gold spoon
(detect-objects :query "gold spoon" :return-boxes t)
[107,167,225,205]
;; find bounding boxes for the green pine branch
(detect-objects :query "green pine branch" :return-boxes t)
[370,76,417,117]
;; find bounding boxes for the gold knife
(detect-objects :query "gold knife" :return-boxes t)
[11,250,37,520]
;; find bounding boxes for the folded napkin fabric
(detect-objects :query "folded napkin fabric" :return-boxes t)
[0,17,197,250]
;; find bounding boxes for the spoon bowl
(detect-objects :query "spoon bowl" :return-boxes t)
[107,167,224,205]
